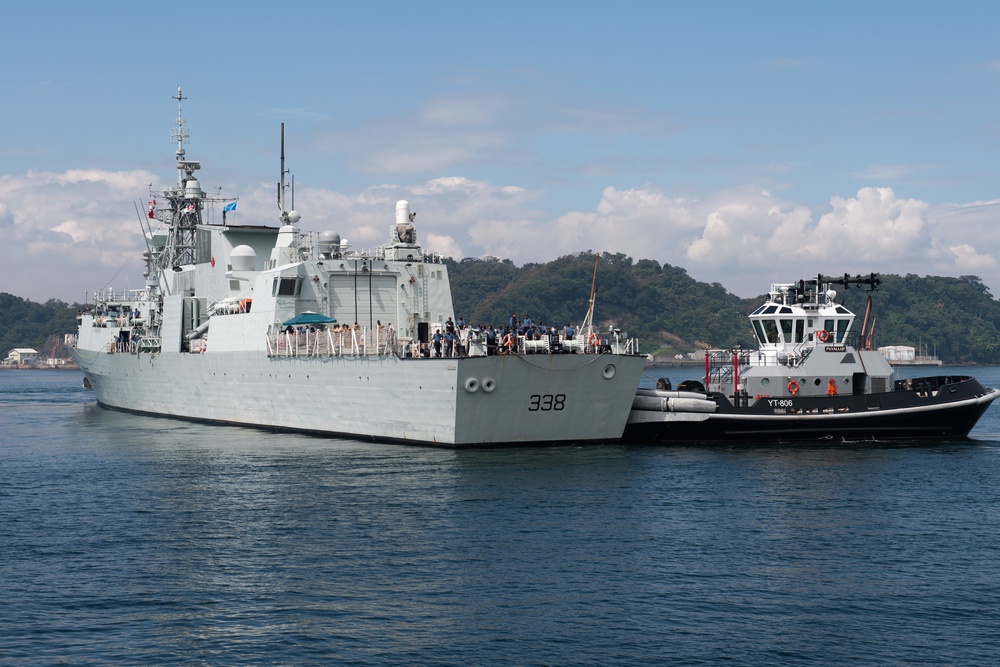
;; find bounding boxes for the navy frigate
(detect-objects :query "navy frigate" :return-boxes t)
[69,89,645,447]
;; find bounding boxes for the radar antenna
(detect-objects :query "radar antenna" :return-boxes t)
[171,86,189,171]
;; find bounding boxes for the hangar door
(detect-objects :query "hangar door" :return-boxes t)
[328,274,398,329]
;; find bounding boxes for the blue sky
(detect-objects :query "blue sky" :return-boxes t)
[2,1,1000,303]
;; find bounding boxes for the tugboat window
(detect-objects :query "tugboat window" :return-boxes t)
[753,320,766,344]
[762,320,779,344]
[780,319,793,343]
[795,319,805,343]
[836,319,849,343]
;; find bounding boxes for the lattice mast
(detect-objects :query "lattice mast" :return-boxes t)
[157,86,205,270]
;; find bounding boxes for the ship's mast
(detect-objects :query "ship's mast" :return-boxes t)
[278,122,285,215]
[277,122,296,223]
[580,253,600,339]
[270,122,301,265]
[161,87,204,270]
[172,87,189,178]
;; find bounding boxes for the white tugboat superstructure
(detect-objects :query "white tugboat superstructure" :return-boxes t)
[69,90,645,447]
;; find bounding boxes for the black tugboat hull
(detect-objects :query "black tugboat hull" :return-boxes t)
[624,377,1000,444]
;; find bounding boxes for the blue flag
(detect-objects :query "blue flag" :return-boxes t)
[223,202,237,212]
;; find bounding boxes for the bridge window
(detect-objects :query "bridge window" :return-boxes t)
[836,319,850,343]
[762,319,779,344]
[824,318,850,342]
[780,319,793,343]
[273,276,302,297]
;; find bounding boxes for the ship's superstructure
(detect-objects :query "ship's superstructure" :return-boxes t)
[69,89,645,447]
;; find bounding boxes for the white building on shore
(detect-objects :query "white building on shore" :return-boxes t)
[878,345,942,366]
[3,348,39,365]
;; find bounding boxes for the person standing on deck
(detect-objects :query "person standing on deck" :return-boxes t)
[486,325,497,355]
[444,329,455,357]
[432,329,442,357]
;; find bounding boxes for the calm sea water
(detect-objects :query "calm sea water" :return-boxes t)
[3,368,1000,666]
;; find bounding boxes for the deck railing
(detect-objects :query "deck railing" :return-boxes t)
[268,327,398,358]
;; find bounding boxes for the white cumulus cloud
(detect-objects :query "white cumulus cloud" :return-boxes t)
[3,167,1000,303]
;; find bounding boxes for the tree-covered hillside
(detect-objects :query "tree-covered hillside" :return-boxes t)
[861,274,1000,364]
[447,252,750,356]
[5,256,1000,364]
[0,293,81,358]
[448,255,1000,363]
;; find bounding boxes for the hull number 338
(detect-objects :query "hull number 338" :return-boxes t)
[529,394,566,411]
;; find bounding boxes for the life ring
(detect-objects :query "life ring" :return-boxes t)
[588,333,599,347]
[816,329,830,342]
[787,380,799,395]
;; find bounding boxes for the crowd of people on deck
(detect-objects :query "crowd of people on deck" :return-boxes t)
[429,312,578,358]
[277,312,587,358]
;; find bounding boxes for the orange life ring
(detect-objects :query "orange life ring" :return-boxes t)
[787,380,799,395]
[588,333,599,347]
[816,330,830,342]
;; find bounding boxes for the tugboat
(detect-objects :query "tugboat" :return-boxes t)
[625,273,1000,443]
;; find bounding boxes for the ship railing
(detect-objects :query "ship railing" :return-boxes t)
[268,326,398,358]
[137,337,161,353]
[105,339,137,355]
[92,287,152,306]
[703,346,813,395]
[266,327,639,359]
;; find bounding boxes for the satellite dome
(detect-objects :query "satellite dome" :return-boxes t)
[230,245,257,271]
[318,231,342,258]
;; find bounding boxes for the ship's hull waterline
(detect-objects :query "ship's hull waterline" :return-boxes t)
[74,349,645,447]
[626,383,1000,443]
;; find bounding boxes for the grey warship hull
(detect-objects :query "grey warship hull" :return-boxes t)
[75,347,644,447]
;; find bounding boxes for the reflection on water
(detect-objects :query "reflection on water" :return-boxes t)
[3,369,1000,664]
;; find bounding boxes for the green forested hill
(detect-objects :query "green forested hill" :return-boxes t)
[447,254,1000,364]
[5,257,1000,363]
[0,293,81,358]
[447,252,751,355]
